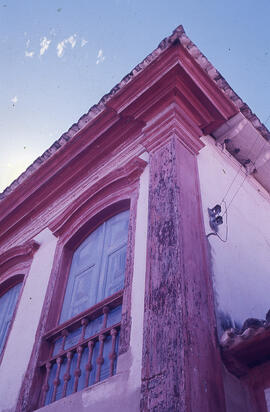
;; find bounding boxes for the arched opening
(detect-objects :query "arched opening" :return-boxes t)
[40,208,131,406]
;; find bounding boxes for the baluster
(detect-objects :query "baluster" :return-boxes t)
[61,329,68,352]
[73,345,83,392]
[109,328,118,377]
[40,361,52,407]
[96,334,105,383]
[102,306,109,329]
[52,356,63,402]
[80,318,88,342]
[62,351,73,398]
[85,340,95,388]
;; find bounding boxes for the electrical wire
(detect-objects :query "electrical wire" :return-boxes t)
[207,112,270,243]
[221,136,260,206]
[206,232,227,243]
[223,173,248,214]
[220,111,270,209]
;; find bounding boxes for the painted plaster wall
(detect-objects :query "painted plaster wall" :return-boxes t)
[35,160,149,412]
[36,372,140,412]
[197,135,270,335]
[0,228,57,412]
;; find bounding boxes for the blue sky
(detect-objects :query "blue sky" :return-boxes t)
[1,0,270,192]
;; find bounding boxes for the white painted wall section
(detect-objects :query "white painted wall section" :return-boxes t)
[0,228,58,412]
[197,135,270,334]
[128,156,149,387]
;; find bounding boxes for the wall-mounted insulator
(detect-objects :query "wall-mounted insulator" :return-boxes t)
[208,204,223,232]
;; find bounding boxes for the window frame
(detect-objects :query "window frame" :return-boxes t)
[38,201,135,407]
[0,240,39,365]
[47,200,132,330]
[0,276,24,359]
[17,158,146,411]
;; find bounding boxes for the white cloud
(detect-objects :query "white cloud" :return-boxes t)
[26,39,30,48]
[81,38,88,47]
[25,50,34,58]
[56,34,77,57]
[68,35,76,48]
[11,96,18,104]
[40,36,51,56]
[57,40,65,57]
[96,49,105,64]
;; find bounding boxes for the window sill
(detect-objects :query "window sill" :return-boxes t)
[35,369,139,412]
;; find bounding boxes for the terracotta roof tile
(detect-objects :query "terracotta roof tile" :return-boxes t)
[221,311,270,376]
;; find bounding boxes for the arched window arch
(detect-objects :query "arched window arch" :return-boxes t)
[40,208,131,406]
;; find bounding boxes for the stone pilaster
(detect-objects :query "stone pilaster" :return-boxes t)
[141,129,225,411]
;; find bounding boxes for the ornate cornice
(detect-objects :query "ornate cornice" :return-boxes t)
[0,27,239,245]
[0,240,40,276]
[142,100,204,155]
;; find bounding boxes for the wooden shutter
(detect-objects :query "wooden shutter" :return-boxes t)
[98,210,130,301]
[60,223,105,323]
[60,210,129,324]
[0,282,22,354]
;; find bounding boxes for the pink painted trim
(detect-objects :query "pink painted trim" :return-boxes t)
[0,38,238,249]
[49,157,146,238]
[0,240,39,366]
[0,240,39,274]
[141,135,226,411]
[43,291,123,343]
[0,276,25,366]
[119,192,138,355]
[5,24,269,211]
[0,273,24,298]
[16,171,142,411]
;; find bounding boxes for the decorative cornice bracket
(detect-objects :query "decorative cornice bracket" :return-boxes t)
[142,101,204,155]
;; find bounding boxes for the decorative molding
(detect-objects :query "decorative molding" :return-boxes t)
[49,157,147,239]
[0,119,144,246]
[141,136,226,411]
[0,34,238,248]
[142,100,204,155]
[17,188,140,412]
[0,240,39,368]
[0,240,40,276]
[2,24,269,210]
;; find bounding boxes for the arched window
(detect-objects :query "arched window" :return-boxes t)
[0,241,38,363]
[41,210,130,406]
[0,280,23,356]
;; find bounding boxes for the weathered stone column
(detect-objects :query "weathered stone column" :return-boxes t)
[141,118,226,411]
